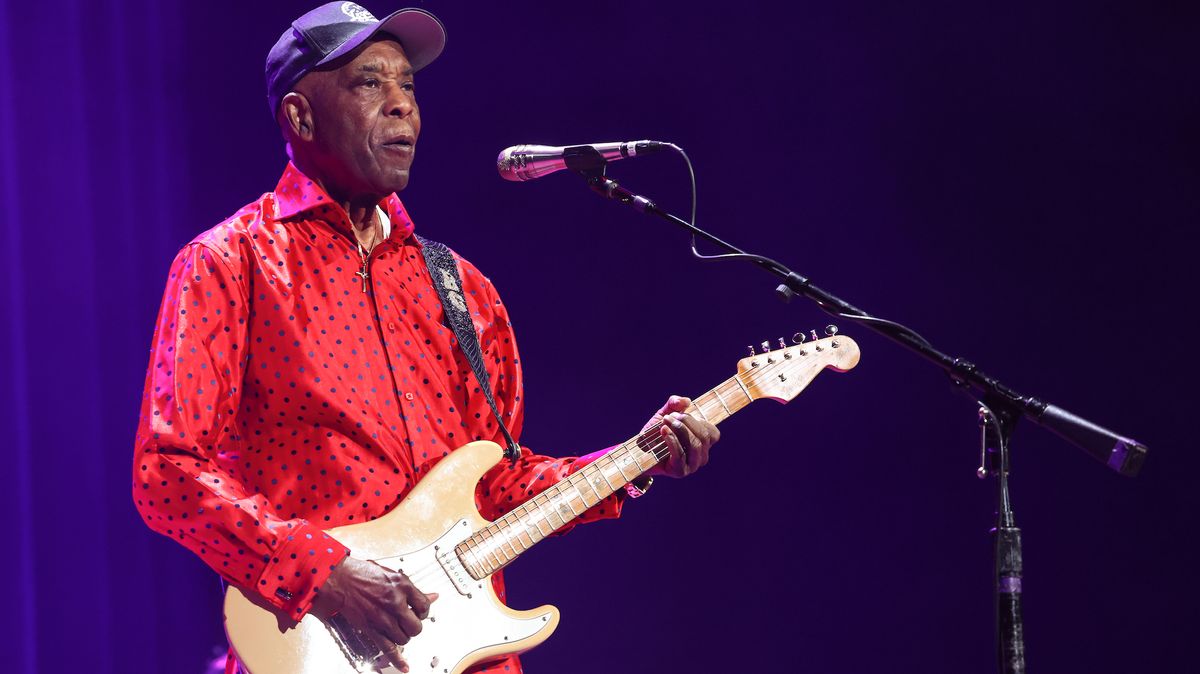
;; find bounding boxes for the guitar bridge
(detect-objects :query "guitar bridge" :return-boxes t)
[325,614,391,673]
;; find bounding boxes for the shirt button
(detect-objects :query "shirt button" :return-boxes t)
[404,392,415,401]
[388,321,397,332]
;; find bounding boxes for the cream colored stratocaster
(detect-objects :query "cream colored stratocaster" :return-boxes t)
[224,331,861,674]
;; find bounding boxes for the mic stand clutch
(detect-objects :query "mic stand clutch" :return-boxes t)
[571,165,1149,674]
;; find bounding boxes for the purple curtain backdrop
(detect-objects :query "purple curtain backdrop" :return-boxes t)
[2,1,1196,673]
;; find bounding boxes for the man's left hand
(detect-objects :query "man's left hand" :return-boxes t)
[644,395,719,478]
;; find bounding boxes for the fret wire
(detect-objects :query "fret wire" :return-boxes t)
[627,445,651,472]
[733,374,752,399]
[561,491,582,516]
[598,459,619,490]
[691,401,710,422]
[532,513,551,537]
[500,507,520,530]
[509,524,530,550]
[461,540,483,576]
[702,395,724,421]
[712,387,732,414]
[500,535,520,557]
[547,481,579,518]
[595,454,620,487]
[508,501,534,537]
[581,467,605,501]
[580,466,605,502]
[511,506,540,542]
[523,521,541,546]
[567,475,592,510]
[472,527,494,552]
[544,499,568,529]
[612,449,634,481]
[488,539,508,564]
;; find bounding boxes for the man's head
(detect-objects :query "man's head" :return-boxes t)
[265,3,445,200]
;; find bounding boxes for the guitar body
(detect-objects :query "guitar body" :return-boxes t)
[223,440,560,674]
[224,333,860,672]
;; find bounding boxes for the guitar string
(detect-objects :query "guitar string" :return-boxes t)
[410,346,838,581]
[472,347,833,559]
[401,349,838,587]
[393,349,839,588]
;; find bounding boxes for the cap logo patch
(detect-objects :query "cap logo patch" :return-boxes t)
[340,2,376,23]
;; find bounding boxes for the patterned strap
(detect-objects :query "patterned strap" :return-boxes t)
[417,235,521,462]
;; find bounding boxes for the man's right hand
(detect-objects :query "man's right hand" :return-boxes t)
[311,556,438,672]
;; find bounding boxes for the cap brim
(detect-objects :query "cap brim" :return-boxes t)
[317,8,446,73]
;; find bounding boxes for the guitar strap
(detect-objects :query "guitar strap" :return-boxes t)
[417,234,522,463]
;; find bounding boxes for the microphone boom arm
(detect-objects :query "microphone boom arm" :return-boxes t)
[581,171,1149,477]
[571,163,1149,674]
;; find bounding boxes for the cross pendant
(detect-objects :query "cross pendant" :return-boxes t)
[355,267,370,293]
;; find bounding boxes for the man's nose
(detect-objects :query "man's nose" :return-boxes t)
[385,85,415,117]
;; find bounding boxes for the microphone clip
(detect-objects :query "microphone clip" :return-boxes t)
[582,171,656,214]
[563,145,610,176]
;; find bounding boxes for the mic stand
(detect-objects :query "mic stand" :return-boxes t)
[979,398,1024,673]
[576,166,1148,674]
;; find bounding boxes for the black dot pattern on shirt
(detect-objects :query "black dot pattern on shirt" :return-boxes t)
[132,164,625,644]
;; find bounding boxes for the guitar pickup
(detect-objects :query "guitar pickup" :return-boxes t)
[434,519,485,597]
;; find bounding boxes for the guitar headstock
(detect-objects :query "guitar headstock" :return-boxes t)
[736,327,861,403]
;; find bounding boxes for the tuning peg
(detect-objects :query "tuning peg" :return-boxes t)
[792,332,806,344]
[746,345,760,367]
[778,337,787,349]
[810,329,819,342]
[761,340,770,353]
[825,325,839,336]
[747,345,756,356]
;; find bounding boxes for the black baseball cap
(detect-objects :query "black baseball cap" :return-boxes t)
[265,2,446,115]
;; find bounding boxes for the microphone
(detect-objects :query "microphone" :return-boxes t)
[497,140,666,182]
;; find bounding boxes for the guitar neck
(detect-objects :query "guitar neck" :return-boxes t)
[454,375,753,579]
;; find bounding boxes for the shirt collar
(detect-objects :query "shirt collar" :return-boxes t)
[271,161,416,243]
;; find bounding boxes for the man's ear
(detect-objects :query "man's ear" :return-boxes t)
[279,92,314,141]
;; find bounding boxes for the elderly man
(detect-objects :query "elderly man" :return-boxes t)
[133,4,718,673]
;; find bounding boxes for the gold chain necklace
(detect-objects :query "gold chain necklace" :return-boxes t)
[353,214,381,294]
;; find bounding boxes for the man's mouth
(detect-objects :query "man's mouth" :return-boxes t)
[382,135,415,152]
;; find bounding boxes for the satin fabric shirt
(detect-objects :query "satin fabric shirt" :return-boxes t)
[133,163,624,673]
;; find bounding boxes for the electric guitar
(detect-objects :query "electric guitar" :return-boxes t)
[224,330,861,674]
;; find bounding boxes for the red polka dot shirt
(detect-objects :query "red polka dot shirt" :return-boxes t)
[133,163,625,673]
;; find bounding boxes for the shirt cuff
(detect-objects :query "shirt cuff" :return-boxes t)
[254,521,351,621]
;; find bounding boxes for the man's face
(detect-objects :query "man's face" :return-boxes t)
[295,38,421,198]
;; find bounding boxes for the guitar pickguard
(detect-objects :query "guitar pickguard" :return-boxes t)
[224,441,561,674]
